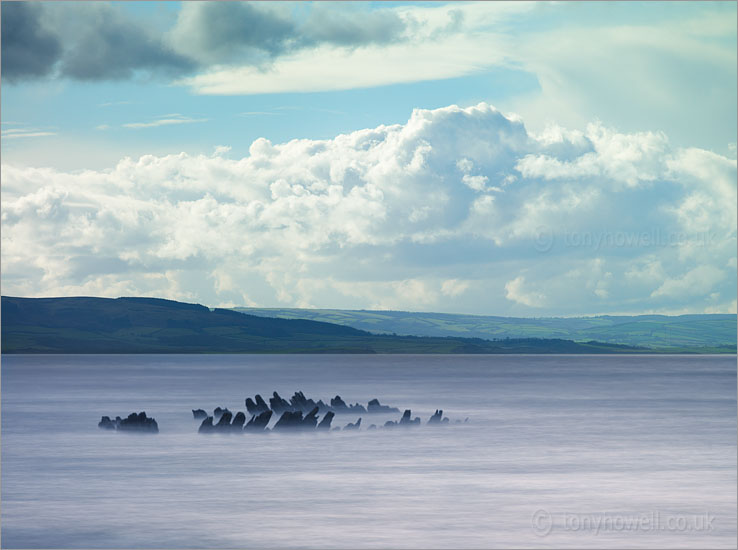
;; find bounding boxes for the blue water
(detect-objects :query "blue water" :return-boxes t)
[2,354,736,548]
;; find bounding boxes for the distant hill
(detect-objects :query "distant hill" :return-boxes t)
[234,308,737,352]
[1,296,658,354]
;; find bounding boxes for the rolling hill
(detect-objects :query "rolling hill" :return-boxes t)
[1,296,657,354]
[234,308,737,352]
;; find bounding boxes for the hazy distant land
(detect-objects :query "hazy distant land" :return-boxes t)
[1,296,734,354]
[236,307,737,351]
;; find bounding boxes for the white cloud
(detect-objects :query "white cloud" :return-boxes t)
[705,299,738,315]
[239,111,283,117]
[122,115,208,129]
[178,35,504,95]
[2,128,57,139]
[1,103,735,314]
[651,265,727,299]
[441,279,470,298]
[505,276,546,308]
[98,101,132,108]
[502,9,737,152]
[176,3,532,95]
[516,124,671,187]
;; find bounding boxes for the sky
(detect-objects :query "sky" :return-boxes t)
[1,1,736,316]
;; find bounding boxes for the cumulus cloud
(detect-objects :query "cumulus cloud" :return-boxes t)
[1,103,735,314]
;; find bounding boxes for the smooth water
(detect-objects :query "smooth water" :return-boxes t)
[1,354,736,548]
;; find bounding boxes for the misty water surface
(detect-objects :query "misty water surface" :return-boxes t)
[2,354,735,548]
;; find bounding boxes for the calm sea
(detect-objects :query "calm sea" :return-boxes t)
[1,354,735,548]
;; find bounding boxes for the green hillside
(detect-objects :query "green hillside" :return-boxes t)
[234,308,737,352]
[2,296,651,354]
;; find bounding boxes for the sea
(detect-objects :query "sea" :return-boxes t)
[1,354,735,548]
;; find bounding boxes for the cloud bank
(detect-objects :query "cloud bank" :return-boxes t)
[1,1,410,82]
[1,2,193,82]
[2,104,736,314]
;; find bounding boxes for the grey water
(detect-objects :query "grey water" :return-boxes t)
[1,354,735,549]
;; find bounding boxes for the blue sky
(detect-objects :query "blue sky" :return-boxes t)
[2,1,736,315]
